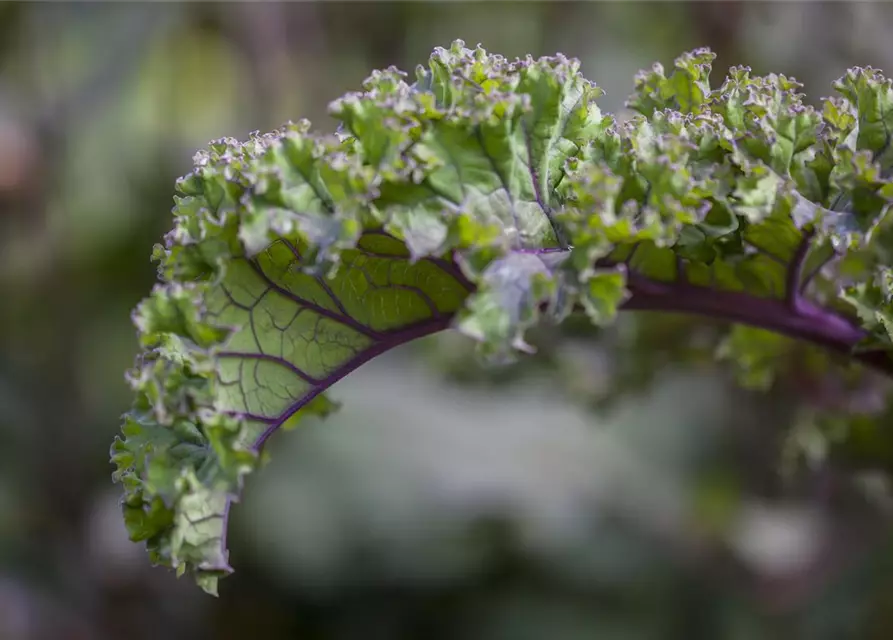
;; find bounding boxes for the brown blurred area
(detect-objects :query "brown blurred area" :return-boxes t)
[3,3,893,639]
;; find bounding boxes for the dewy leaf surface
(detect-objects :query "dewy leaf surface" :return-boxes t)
[115,41,893,593]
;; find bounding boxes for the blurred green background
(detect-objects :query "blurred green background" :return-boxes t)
[4,2,893,638]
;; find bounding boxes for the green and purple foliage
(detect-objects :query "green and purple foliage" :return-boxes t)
[112,41,893,594]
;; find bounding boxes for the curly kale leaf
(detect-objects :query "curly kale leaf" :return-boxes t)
[114,41,893,593]
[112,41,608,594]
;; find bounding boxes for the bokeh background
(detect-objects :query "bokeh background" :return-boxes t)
[4,2,893,638]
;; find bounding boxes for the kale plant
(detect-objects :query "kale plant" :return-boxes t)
[112,41,893,594]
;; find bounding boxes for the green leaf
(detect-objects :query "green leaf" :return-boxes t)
[115,43,893,593]
[627,48,716,116]
[456,251,566,362]
[833,66,893,171]
[841,268,893,347]
[113,40,612,592]
[377,41,607,256]
[579,267,629,325]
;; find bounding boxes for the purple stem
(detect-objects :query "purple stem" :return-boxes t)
[214,244,893,575]
[249,244,892,450]
[246,252,891,454]
[620,271,870,360]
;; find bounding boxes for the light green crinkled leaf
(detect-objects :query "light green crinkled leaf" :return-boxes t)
[115,42,893,593]
[828,148,893,241]
[718,71,821,176]
[841,268,893,348]
[561,102,791,302]
[373,42,607,258]
[112,40,613,593]
[456,253,560,362]
[579,267,629,325]
[627,48,715,116]
[732,162,784,222]
[833,66,893,171]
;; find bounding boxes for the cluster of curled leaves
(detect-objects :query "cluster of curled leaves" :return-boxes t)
[112,40,893,594]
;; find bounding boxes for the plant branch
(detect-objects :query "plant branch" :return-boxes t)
[618,271,892,371]
[254,242,893,456]
[216,246,893,587]
[257,248,893,457]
